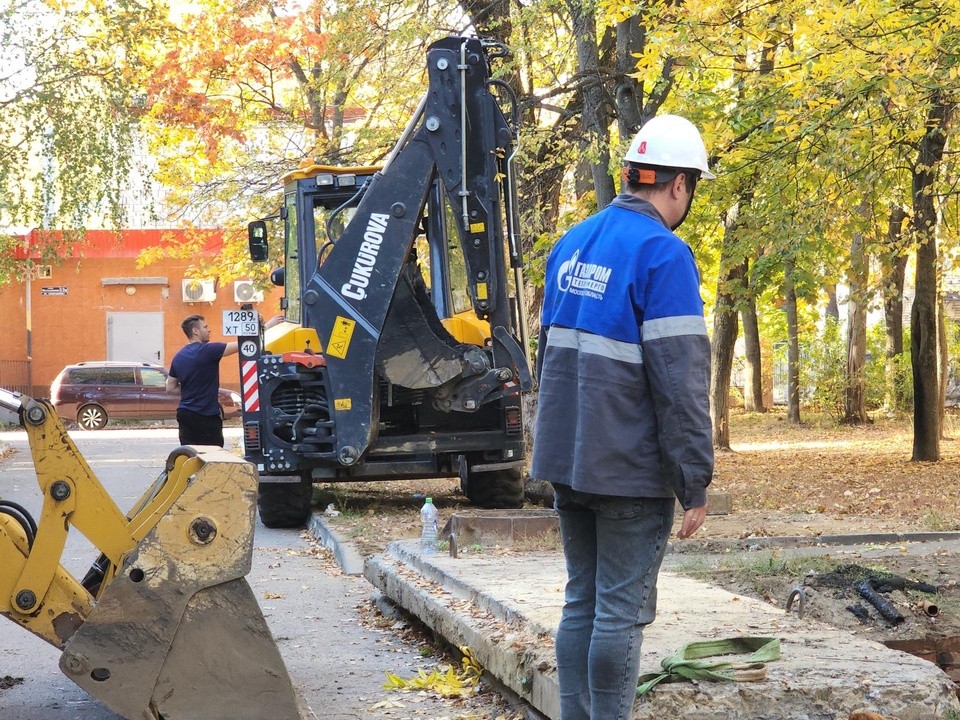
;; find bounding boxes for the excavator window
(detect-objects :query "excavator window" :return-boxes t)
[283,192,301,324]
[314,204,356,263]
[441,191,472,316]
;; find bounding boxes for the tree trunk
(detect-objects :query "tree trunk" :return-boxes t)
[825,284,840,321]
[710,205,745,449]
[939,295,948,436]
[567,0,614,207]
[785,257,802,424]
[912,256,940,460]
[844,227,869,424]
[911,94,950,462]
[741,289,765,413]
[882,207,908,412]
[614,16,645,141]
[711,285,739,449]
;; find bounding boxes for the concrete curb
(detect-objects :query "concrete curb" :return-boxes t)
[364,543,562,719]
[307,514,365,575]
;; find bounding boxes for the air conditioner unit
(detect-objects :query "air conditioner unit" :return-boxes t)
[233,280,264,304]
[182,278,216,303]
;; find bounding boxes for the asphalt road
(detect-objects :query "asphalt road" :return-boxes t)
[0,426,502,720]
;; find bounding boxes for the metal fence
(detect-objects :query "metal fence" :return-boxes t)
[0,359,31,395]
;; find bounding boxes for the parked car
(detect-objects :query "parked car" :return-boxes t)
[50,361,242,430]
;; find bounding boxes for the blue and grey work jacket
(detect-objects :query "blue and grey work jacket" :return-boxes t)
[530,194,713,510]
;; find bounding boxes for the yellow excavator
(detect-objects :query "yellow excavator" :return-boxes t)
[240,36,532,528]
[0,387,303,719]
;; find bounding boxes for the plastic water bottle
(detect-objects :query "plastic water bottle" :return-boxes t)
[420,497,439,554]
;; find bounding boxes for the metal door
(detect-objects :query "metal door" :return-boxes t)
[107,312,164,365]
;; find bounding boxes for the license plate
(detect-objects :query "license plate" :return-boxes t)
[222,309,259,336]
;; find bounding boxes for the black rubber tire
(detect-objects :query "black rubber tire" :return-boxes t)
[77,404,108,430]
[257,475,314,528]
[461,466,525,509]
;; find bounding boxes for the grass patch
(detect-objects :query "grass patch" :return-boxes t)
[673,551,885,586]
[920,511,960,532]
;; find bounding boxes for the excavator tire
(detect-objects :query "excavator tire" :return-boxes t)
[257,474,314,528]
[461,467,525,509]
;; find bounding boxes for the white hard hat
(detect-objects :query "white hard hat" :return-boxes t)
[624,114,715,180]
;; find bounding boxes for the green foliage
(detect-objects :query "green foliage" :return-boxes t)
[0,1,162,237]
[675,551,840,584]
[920,511,960,532]
[801,319,846,421]
[947,321,960,383]
[527,190,597,290]
[867,323,913,413]
[779,319,912,421]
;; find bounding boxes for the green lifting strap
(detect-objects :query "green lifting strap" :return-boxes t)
[636,636,781,696]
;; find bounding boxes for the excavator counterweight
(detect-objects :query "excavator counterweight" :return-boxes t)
[0,387,303,719]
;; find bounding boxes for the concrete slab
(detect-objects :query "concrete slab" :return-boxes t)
[365,541,960,720]
[436,501,737,554]
[440,509,560,551]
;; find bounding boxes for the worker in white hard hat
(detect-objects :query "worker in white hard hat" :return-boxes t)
[531,114,714,720]
[622,113,715,229]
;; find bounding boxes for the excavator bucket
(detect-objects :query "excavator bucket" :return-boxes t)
[59,448,304,720]
[0,391,304,720]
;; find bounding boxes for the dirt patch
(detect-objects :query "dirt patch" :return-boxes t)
[0,675,24,691]
[672,549,960,685]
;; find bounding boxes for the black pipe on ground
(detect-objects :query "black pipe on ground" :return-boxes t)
[855,580,905,625]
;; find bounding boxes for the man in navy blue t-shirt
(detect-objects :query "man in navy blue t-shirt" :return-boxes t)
[167,314,238,447]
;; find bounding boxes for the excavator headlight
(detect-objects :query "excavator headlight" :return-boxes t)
[338,174,357,187]
[316,173,335,186]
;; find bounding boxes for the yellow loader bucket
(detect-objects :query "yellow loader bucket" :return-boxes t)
[0,394,304,720]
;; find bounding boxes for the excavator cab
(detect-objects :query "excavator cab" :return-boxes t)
[240,36,533,528]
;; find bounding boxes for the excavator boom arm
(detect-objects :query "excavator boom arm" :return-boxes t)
[301,36,526,465]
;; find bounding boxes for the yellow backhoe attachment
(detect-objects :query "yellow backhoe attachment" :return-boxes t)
[0,390,304,719]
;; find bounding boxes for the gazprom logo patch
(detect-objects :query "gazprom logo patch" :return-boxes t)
[556,249,611,300]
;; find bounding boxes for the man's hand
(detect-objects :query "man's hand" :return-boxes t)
[264,314,285,330]
[676,504,707,539]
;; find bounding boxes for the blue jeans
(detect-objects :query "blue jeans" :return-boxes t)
[553,484,674,720]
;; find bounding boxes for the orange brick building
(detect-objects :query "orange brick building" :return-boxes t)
[0,229,281,397]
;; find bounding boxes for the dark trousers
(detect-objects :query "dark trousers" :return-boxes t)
[176,408,224,447]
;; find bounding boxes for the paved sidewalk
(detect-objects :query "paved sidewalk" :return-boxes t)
[364,540,960,720]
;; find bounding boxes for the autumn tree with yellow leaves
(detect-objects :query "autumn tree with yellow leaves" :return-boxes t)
[5,0,960,458]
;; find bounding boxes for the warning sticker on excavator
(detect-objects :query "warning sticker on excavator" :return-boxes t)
[476,282,488,300]
[327,316,356,359]
[469,222,485,233]
[335,398,352,411]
